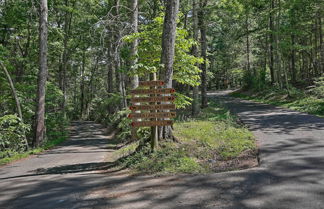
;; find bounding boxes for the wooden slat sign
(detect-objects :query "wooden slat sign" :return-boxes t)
[139,80,165,87]
[131,96,175,103]
[130,81,176,128]
[129,104,176,111]
[129,112,176,119]
[131,88,176,95]
[131,120,173,127]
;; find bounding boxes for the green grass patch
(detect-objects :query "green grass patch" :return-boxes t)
[231,89,324,117]
[117,142,206,175]
[116,102,257,175]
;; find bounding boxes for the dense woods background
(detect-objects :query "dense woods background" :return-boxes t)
[0,0,323,158]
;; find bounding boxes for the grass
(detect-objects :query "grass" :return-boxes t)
[0,131,68,166]
[231,88,324,117]
[115,102,257,175]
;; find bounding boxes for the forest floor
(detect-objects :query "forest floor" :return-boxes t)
[1,92,324,209]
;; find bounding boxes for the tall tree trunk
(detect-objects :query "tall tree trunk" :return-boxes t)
[107,41,115,95]
[275,0,283,88]
[269,0,275,84]
[192,0,200,116]
[161,0,179,140]
[34,0,48,147]
[246,13,251,74]
[80,52,86,119]
[291,34,296,83]
[130,0,139,89]
[319,15,323,74]
[199,0,208,108]
[60,0,74,118]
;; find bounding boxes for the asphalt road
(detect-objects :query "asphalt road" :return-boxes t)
[1,92,324,209]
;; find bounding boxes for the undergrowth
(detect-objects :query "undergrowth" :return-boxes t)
[0,131,68,166]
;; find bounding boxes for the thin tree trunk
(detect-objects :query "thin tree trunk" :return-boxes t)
[0,61,29,150]
[246,13,251,76]
[192,0,200,116]
[319,15,323,74]
[80,52,86,119]
[34,0,48,147]
[199,0,208,108]
[291,34,296,83]
[60,0,74,118]
[269,0,275,84]
[130,0,139,89]
[107,41,115,94]
[0,62,23,121]
[275,0,283,88]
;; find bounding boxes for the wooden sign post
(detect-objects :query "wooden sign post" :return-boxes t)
[130,74,176,151]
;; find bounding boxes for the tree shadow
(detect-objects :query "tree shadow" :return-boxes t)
[212,96,324,135]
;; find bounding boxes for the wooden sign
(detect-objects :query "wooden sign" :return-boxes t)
[130,104,176,111]
[139,80,165,87]
[129,112,176,119]
[131,120,173,127]
[131,96,175,103]
[131,88,176,95]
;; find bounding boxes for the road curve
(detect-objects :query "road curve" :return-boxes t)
[1,93,324,209]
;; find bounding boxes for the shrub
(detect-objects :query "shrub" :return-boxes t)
[0,114,30,156]
[311,77,324,98]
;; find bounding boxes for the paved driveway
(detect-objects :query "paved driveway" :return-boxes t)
[1,93,324,209]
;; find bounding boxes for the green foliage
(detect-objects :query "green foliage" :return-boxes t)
[89,93,123,124]
[110,109,132,141]
[0,114,29,156]
[0,131,67,165]
[124,14,203,87]
[311,77,324,99]
[174,92,193,109]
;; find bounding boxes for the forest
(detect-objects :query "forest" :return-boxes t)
[0,0,323,171]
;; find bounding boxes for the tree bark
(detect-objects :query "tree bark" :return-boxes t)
[130,0,139,89]
[34,0,48,147]
[269,0,275,84]
[319,15,323,74]
[161,0,179,139]
[192,0,200,116]
[60,0,74,118]
[291,34,296,83]
[199,0,208,108]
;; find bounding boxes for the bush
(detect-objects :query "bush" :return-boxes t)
[110,109,132,141]
[0,114,30,157]
[311,77,324,98]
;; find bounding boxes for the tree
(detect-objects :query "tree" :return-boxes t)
[192,0,200,116]
[34,0,48,147]
[160,0,180,140]
[130,0,139,90]
[199,0,208,108]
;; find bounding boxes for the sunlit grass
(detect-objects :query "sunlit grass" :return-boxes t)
[116,102,257,175]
